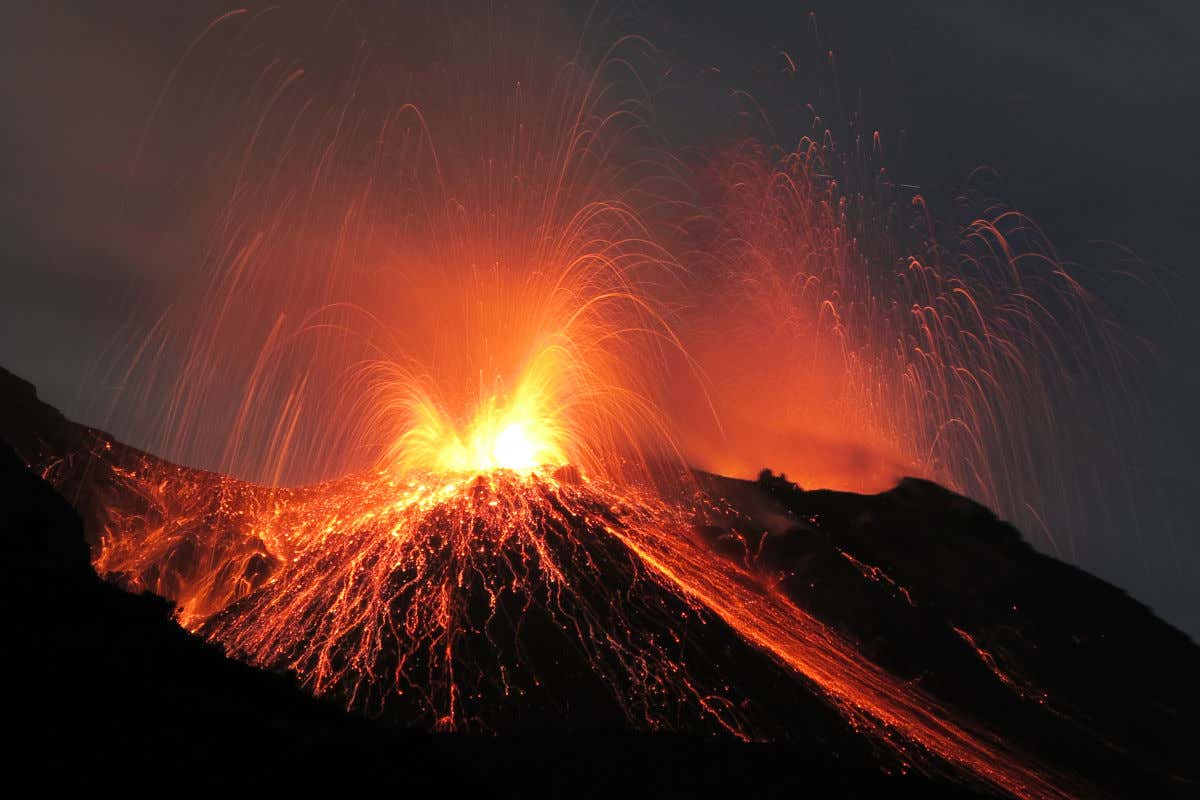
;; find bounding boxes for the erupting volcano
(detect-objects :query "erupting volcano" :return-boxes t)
[4,3,1199,798]
[7,376,1082,798]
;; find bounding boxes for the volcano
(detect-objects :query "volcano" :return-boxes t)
[2,365,1197,797]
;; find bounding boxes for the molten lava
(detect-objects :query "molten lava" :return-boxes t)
[389,373,568,476]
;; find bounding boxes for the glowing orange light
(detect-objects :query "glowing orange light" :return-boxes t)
[376,347,575,478]
[404,388,567,476]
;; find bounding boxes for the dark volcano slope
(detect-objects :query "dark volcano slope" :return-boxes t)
[697,469,1200,797]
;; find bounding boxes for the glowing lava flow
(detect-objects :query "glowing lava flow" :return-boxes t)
[611,510,1077,800]
[85,454,767,735]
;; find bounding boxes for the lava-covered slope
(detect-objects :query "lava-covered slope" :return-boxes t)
[1,437,960,796]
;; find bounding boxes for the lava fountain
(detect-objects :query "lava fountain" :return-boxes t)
[47,5,1120,799]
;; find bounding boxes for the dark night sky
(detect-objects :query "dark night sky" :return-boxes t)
[2,1,1198,634]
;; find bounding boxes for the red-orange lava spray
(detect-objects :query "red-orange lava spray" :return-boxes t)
[53,5,1153,799]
